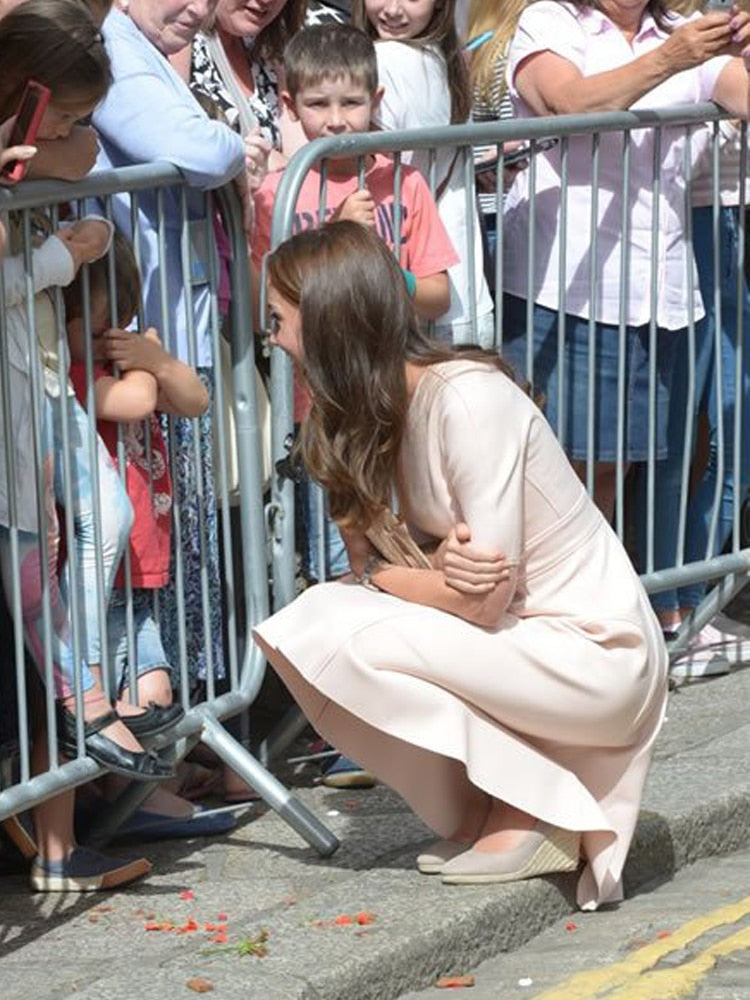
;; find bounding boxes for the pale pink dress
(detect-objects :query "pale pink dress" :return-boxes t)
[254,361,668,909]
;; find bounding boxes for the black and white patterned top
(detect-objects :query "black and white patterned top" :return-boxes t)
[189,2,345,150]
[472,46,514,215]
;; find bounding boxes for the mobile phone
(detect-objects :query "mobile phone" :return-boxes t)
[0,80,51,183]
[503,137,559,167]
[476,137,559,174]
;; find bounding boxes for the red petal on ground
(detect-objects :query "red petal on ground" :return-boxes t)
[657,930,671,939]
[186,977,214,993]
[179,890,195,901]
[216,912,228,921]
[212,932,228,944]
[435,974,476,988]
[335,915,353,925]
[565,922,578,931]
[356,912,376,925]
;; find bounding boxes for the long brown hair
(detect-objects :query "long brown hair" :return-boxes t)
[267,222,513,529]
[351,0,471,124]
[0,0,111,119]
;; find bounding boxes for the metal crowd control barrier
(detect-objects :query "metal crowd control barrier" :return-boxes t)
[261,101,750,765]
[0,164,338,857]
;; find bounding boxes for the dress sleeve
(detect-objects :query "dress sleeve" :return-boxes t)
[437,370,526,562]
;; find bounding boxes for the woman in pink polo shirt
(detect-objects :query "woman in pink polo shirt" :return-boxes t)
[501,0,750,520]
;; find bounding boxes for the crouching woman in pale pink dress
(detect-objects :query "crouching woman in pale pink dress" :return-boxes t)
[253,221,668,910]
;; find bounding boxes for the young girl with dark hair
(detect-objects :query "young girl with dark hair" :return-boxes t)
[254,221,667,911]
[0,0,170,892]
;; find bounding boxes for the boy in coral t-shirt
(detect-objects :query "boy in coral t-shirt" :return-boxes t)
[251,22,459,346]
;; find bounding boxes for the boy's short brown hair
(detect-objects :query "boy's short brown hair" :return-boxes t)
[64,228,141,330]
[284,23,378,99]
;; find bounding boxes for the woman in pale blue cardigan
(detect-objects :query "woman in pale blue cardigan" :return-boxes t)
[92,1,246,690]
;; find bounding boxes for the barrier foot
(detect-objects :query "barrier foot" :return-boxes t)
[82,779,158,849]
[200,714,339,857]
[258,704,309,767]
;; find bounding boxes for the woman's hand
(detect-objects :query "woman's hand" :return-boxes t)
[433,522,511,595]
[727,8,750,65]
[659,11,735,74]
[244,128,272,193]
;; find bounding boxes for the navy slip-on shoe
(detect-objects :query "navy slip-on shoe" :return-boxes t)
[30,846,151,892]
[113,804,239,842]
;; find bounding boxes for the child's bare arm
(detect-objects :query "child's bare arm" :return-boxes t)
[413,272,450,321]
[103,327,209,417]
[94,369,159,422]
[25,126,99,181]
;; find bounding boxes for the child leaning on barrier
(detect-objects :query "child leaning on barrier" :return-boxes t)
[251,22,459,583]
[0,0,168,894]
[64,231,209,726]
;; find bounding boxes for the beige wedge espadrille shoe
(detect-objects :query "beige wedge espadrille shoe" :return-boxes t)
[440,821,580,885]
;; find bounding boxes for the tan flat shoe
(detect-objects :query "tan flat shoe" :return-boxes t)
[440,821,580,885]
[416,838,470,874]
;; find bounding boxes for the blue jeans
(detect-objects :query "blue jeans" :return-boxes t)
[54,394,133,667]
[0,397,101,698]
[106,588,171,695]
[502,295,679,462]
[647,206,750,611]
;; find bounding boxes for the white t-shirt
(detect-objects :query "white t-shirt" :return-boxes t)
[504,2,730,329]
[374,40,494,341]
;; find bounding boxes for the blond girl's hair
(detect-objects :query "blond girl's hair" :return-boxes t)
[466,0,530,104]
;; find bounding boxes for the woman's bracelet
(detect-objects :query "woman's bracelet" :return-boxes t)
[355,555,384,591]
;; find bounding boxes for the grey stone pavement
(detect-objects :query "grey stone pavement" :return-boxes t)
[400,846,750,999]
[1,665,750,1000]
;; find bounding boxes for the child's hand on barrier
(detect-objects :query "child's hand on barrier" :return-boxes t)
[56,219,111,270]
[244,128,272,192]
[333,189,376,228]
[102,326,165,373]
[434,522,510,594]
